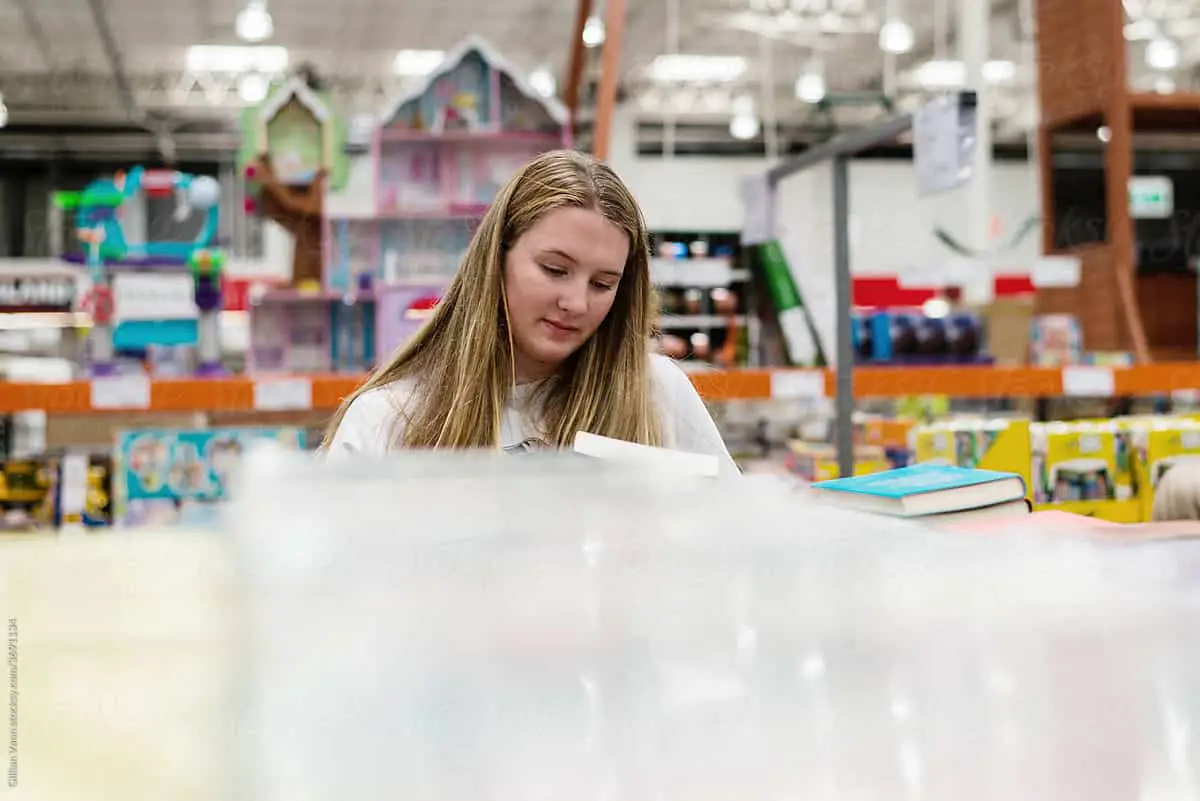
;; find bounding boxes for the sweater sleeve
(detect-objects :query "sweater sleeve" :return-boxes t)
[323,386,409,459]
[649,354,742,478]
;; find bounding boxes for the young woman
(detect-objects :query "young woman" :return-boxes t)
[322,149,739,476]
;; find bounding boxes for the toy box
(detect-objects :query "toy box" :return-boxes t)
[113,426,307,527]
[1028,421,1142,522]
[785,441,891,483]
[908,418,1032,493]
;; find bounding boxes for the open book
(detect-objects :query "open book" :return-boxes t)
[573,432,720,478]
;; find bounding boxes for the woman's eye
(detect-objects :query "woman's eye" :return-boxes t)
[541,264,567,277]
[592,282,615,292]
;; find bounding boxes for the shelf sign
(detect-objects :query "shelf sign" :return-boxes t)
[0,276,75,312]
[914,91,978,197]
[1128,176,1173,219]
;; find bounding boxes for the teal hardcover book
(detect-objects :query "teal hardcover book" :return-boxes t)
[811,463,1027,517]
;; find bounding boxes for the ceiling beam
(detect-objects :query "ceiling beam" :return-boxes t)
[83,0,177,160]
[563,0,594,123]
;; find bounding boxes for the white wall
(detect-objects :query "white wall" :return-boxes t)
[606,105,1044,277]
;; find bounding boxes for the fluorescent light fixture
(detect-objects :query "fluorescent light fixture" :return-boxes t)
[393,49,445,76]
[648,54,748,83]
[913,59,1017,88]
[186,45,289,74]
[878,19,914,54]
[795,72,826,103]
[236,0,273,43]
[582,15,605,48]
[529,66,556,98]
[1146,37,1179,70]
[238,73,270,103]
[729,113,760,140]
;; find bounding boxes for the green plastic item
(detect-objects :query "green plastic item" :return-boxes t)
[757,240,826,367]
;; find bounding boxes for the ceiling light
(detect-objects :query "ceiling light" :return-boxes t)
[393,49,445,77]
[878,19,914,54]
[582,15,605,48]
[237,73,270,103]
[1146,37,1179,70]
[795,72,826,103]
[235,0,273,43]
[529,66,556,98]
[912,59,1017,88]
[186,44,289,73]
[1097,125,1111,142]
[0,93,7,129]
[648,54,748,83]
[730,114,760,140]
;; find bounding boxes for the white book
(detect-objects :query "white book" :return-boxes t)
[572,432,720,478]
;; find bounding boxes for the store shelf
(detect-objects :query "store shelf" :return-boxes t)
[2,363,1200,413]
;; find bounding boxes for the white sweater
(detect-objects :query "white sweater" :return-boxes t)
[326,353,741,477]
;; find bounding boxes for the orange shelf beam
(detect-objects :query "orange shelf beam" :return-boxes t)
[2,364,1200,413]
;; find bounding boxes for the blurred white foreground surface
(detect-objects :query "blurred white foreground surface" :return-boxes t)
[1,450,1198,801]
[231,450,1200,801]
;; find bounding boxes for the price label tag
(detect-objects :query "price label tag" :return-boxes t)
[253,377,313,411]
[1061,366,1115,397]
[1031,256,1082,288]
[770,370,826,399]
[740,174,774,245]
[90,374,151,410]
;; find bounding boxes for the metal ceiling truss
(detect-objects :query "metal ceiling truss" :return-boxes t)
[0,70,407,121]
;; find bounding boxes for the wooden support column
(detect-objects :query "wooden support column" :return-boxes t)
[563,0,593,125]
[1033,0,1200,363]
[591,0,628,161]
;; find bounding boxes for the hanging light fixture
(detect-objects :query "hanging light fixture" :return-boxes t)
[236,0,274,43]
[238,73,270,103]
[795,72,826,103]
[529,66,557,98]
[1145,36,1179,70]
[729,113,760,140]
[878,19,914,54]
[582,15,606,48]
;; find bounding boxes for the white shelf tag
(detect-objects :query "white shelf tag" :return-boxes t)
[1061,366,1115,398]
[770,370,826,399]
[1031,256,1082,288]
[90,374,151,410]
[254,377,313,411]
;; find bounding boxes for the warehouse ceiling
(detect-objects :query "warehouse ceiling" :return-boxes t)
[0,0,1199,155]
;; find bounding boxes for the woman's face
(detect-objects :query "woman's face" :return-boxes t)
[503,206,630,381]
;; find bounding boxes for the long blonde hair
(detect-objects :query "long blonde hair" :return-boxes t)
[321,149,663,450]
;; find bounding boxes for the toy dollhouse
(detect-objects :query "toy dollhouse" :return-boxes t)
[249,37,570,375]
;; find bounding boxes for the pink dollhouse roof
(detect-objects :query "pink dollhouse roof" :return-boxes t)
[378,35,569,128]
[258,77,332,125]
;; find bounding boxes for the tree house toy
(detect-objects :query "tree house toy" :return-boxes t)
[239,76,349,292]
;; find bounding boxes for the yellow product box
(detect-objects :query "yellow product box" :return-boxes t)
[909,418,1032,495]
[1030,422,1119,503]
[1029,421,1142,522]
[786,441,891,483]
